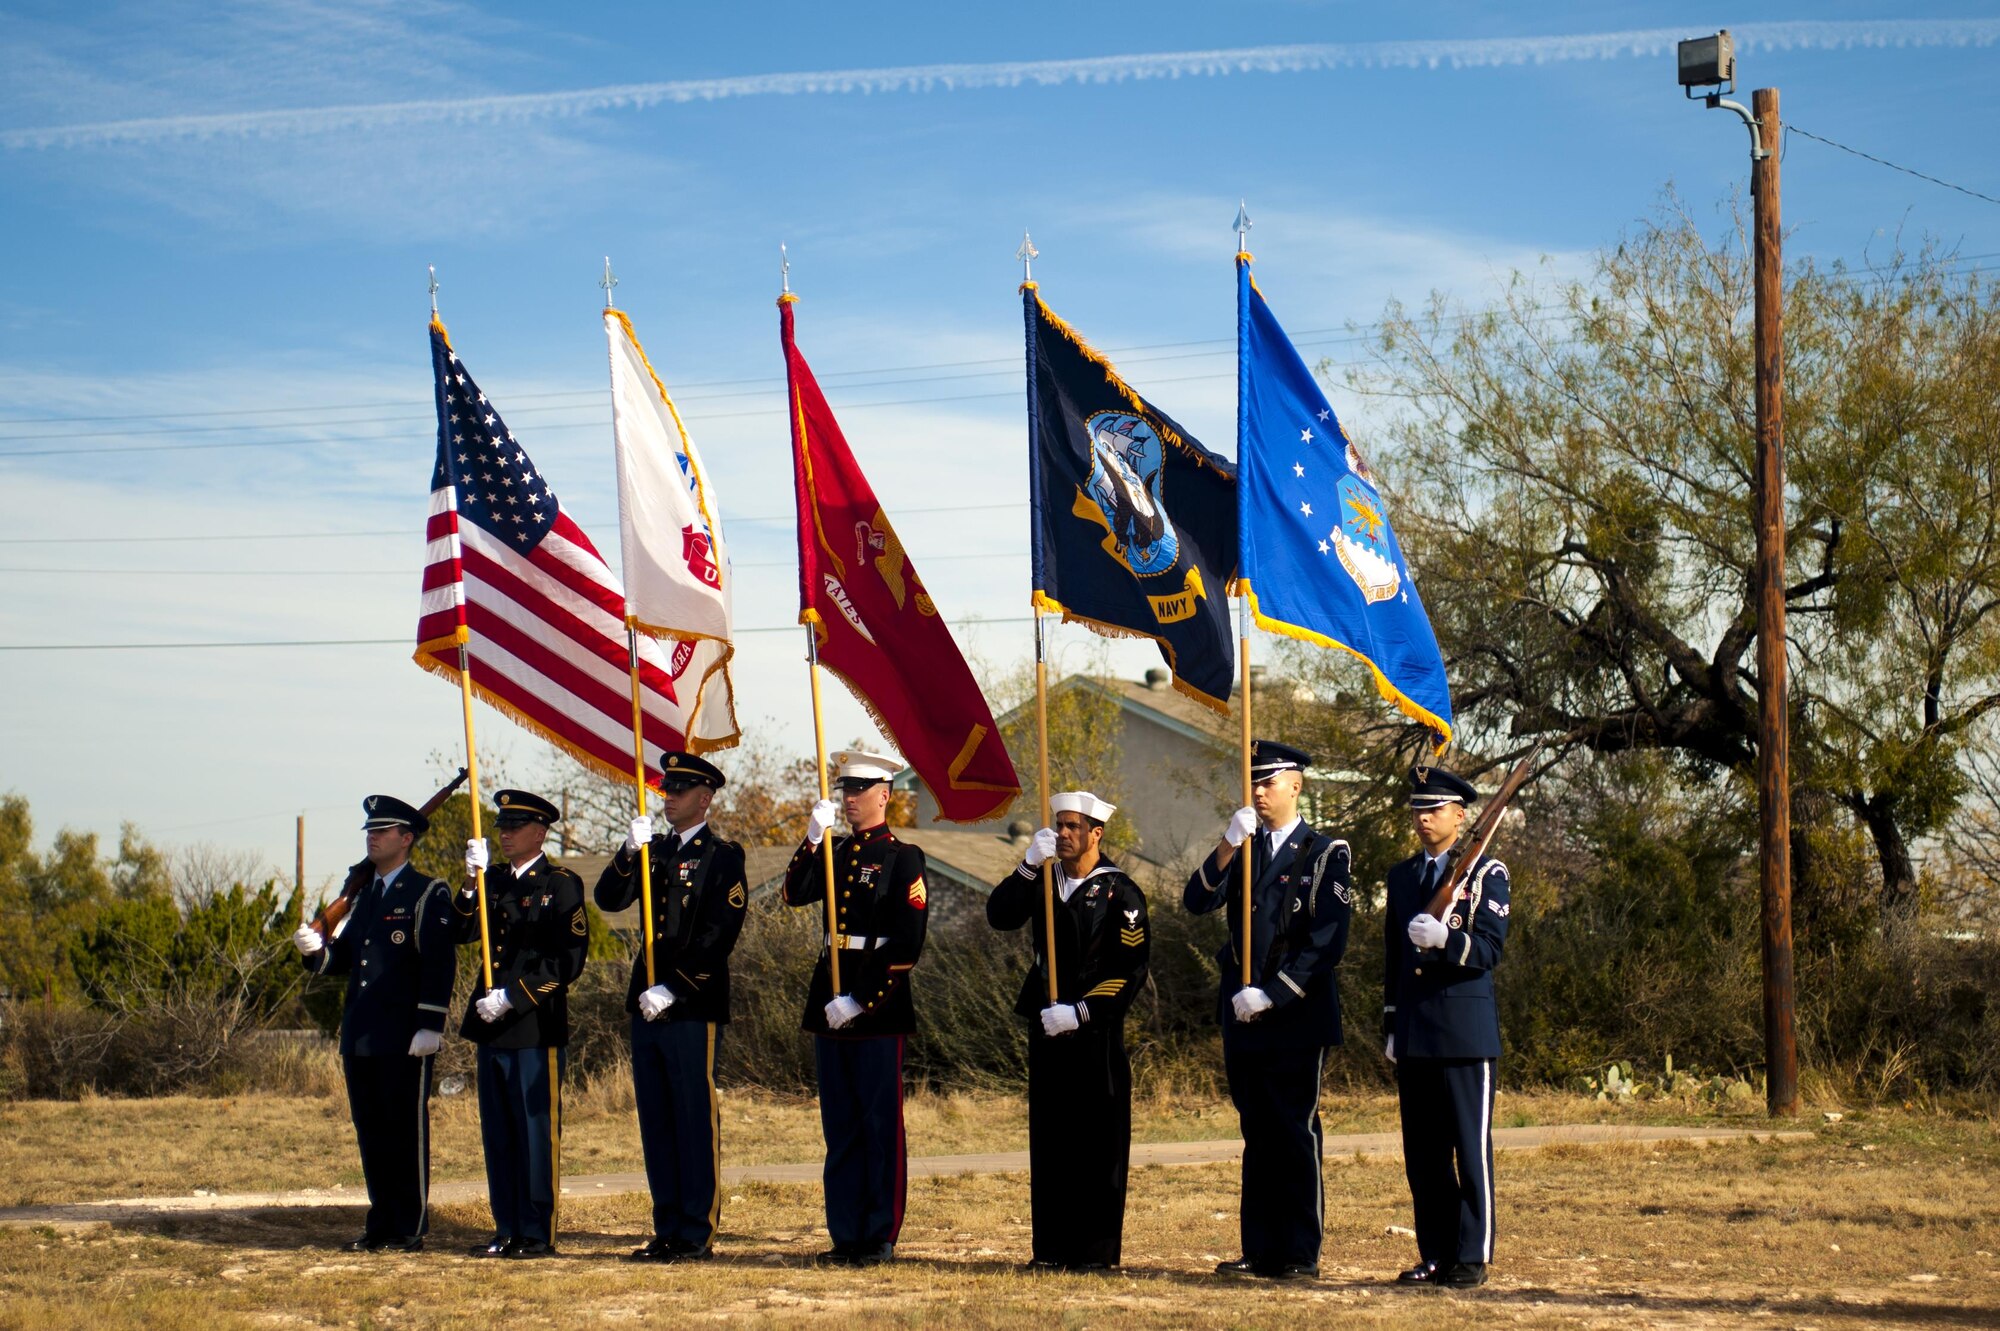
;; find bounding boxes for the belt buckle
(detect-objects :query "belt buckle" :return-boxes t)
[831,931,848,950]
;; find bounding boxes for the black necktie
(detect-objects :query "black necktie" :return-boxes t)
[1419,859,1438,896]
[662,831,682,858]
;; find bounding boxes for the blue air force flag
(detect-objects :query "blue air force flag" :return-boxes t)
[1235,258,1453,745]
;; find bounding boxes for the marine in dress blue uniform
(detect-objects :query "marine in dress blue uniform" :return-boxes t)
[593,751,749,1263]
[1384,765,1509,1289]
[780,750,928,1266]
[1183,740,1353,1280]
[987,790,1150,1272]
[451,789,589,1259]
[292,795,457,1252]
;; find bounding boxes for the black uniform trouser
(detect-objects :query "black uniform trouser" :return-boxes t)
[1222,1039,1326,1267]
[813,1034,907,1249]
[1396,1057,1496,1267]
[631,1015,723,1248]
[342,1052,435,1242]
[476,1045,565,1245]
[1027,1026,1132,1266]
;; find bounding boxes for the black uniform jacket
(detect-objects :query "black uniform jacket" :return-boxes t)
[1383,849,1509,1060]
[304,862,459,1057]
[451,855,589,1049]
[593,824,749,1023]
[781,824,927,1038]
[1183,823,1353,1053]
[987,857,1150,1034]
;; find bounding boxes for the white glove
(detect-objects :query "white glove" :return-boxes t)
[464,838,489,874]
[1231,986,1275,1022]
[1040,1004,1080,1037]
[1385,1035,1397,1063]
[1407,912,1450,950]
[624,815,654,854]
[292,923,324,956]
[1024,827,1059,868]
[1223,806,1258,848]
[408,1029,443,1057]
[824,995,865,1029]
[806,798,839,847]
[637,984,675,1021]
[475,988,513,1023]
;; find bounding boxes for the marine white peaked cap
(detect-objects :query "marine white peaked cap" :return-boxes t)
[833,749,906,783]
[1050,790,1117,822]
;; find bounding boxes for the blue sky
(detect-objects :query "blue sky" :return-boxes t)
[4,2,1997,884]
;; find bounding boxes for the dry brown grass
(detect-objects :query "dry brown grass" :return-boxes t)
[0,1112,1996,1329]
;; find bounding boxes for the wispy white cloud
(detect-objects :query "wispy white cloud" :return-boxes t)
[7,19,1996,152]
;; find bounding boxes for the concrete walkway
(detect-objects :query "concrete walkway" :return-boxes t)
[0,1124,1809,1228]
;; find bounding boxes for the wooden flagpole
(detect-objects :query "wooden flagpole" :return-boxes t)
[625,626,658,989]
[806,627,843,995]
[455,642,495,989]
[1033,612,1059,1005]
[1238,605,1255,987]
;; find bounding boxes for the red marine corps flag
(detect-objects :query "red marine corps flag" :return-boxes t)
[779,290,1019,823]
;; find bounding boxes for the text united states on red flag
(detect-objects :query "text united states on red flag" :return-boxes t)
[415,320,693,783]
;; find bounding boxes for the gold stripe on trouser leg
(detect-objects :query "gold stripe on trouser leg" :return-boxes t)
[547,1047,561,1244]
[705,1022,722,1243]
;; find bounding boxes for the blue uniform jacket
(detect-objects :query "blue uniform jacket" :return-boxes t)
[987,858,1150,1032]
[304,863,458,1057]
[781,825,927,1038]
[594,828,749,1023]
[1383,850,1510,1059]
[1183,824,1352,1053]
[451,856,590,1049]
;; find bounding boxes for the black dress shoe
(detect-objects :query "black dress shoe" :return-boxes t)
[813,1246,857,1267]
[341,1235,382,1253]
[378,1236,424,1253]
[507,1240,556,1260]
[849,1243,896,1267]
[1064,1261,1113,1274]
[469,1236,515,1258]
[1214,1257,1260,1277]
[1020,1258,1064,1273]
[1395,1261,1441,1285]
[1440,1262,1488,1288]
[1266,1262,1318,1280]
[660,1243,714,1263]
[625,1237,672,1262]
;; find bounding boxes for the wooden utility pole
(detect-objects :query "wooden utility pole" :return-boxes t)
[1750,85,1798,1119]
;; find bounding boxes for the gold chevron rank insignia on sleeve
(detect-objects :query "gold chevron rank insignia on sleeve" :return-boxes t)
[570,908,587,936]
[728,882,747,908]
[1083,979,1126,999]
[907,876,928,908]
[1119,926,1145,947]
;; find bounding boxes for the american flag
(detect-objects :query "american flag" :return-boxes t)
[415,320,691,782]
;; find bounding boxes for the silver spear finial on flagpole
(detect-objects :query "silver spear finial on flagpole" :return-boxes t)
[1235,201,1252,254]
[428,264,439,317]
[781,243,790,295]
[1016,231,1039,283]
[600,256,618,309]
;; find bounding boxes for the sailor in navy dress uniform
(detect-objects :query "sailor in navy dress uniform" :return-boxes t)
[987,790,1150,1272]
[780,749,928,1267]
[1183,739,1353,1281]
[594,751,749,1264]
[1383,765,1509,1289]
[290,794,457,1252]
[453,789,589,1259]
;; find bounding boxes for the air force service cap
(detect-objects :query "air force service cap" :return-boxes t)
[833,749,904,791]
[1408,765,1480,810]
[361,794,428,836]
[1250,739,1311,780]
[492,789,560,828]
[657,751,726,793]
[1050,791,1117,824]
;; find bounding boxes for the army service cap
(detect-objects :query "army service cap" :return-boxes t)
[361,794,428,835]
[656,751,726,793]
[492,789,560,828]
[1050,791,1117,823]
[833,749,904,791]
[1408,765,1479,810]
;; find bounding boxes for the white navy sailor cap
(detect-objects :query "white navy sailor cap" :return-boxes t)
[1050,791,1117,823]
[833,749,904,789]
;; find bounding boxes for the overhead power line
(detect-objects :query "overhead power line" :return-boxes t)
[0,617,1038,652]
[1788,124,2000,208]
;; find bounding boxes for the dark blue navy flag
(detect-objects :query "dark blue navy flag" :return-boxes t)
[1235,258,1453,746]
[1025,287,1237,712]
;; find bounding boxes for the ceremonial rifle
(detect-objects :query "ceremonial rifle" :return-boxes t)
[1425,740,1543,922]
[307,768,471,940]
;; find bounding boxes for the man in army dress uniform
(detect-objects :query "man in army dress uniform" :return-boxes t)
[780,749,928,1266]
[1183,739,1353,1281]
[291,794,458,1252]
[1383,765,1509,1289]
[454,789,589,1259]
[986,790,1149,1272]
[595,751,749,1263]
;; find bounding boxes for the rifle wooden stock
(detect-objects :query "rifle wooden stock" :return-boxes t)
[1425,741,1543,922]
[309,767,471,939]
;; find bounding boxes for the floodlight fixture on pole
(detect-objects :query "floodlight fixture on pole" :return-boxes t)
[1677,30,1797,1119]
